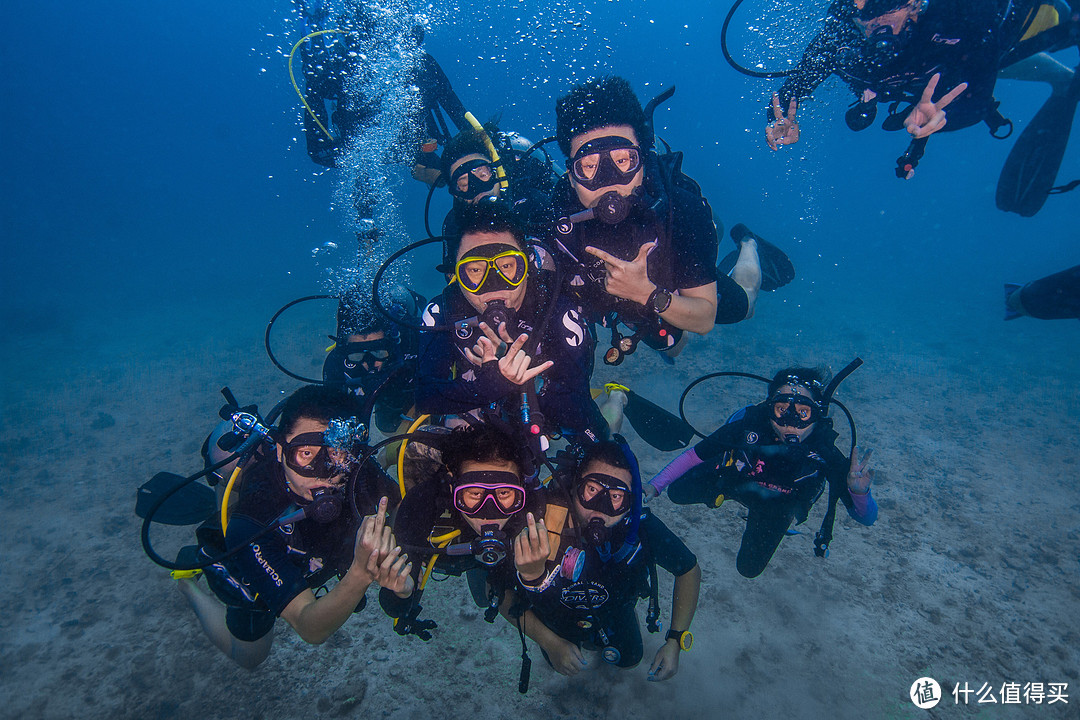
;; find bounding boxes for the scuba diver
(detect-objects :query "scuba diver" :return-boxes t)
[758,0,1079,213]
[504,439,701,680]
[173,385,413,668]
[324,287,421,436]
[1005,264,1080,319]
[646,367,877,578]
[438,121,558,268]
[546,76,793,366]
[379,422,547,638]
[416,200,607,444]
[294,1,468,183]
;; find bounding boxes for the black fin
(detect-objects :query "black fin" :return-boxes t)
[623,390,695,452]
[136,472,217,526]
[996,72,1080,217]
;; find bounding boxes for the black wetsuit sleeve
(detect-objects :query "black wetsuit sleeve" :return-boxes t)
[225,515,310,617]
[671,185,719,289]
[535,302,601,437]
[772,9,851,118]
[640,511,698,576]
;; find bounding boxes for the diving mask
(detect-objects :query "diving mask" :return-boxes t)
[449,158,498,201]
[768,393,823,430]
[281,431,353,480]
[575,473,631,516]
[454,243,528,294]
[452,470,526,519]
[567,136,643,192]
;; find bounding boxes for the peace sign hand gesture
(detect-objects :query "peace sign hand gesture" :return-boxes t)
[766,93,800,150]
[904,73,968,139]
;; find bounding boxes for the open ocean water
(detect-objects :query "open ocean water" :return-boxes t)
[2,1,1077,718]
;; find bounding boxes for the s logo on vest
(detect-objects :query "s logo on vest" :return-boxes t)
[562,309,586,347]
[556,218,574,236]
[746,432,759,444]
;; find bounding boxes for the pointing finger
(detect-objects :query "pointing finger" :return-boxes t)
[936,81,968,109]
[584,245,618,265]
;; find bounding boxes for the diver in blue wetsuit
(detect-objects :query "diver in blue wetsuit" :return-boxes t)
[647,367,877,578]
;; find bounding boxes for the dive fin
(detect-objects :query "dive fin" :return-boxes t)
[718,224,796,291]
[608,383,695,452]
[996,71,1080,217]
[1004,282,1024,320]
[136,472,217,526]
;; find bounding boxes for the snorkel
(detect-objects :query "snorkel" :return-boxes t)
[464,112,509,191]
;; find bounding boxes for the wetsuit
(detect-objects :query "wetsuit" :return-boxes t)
[518,504,697,667]
[652,403,877,578]
[378,474,543,622]
[775,0,1076,133]
[208,457,384,641]
[415,272,605,441]
[545,162,747,340]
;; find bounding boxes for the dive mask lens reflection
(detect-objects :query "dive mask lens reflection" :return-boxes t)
[452,470,526,518]
[449,159,497,200]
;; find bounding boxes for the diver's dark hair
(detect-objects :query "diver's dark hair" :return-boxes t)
[441,422,525,479]
[578,440,632,479]
[278,385,361,438]
[452,199,526,254]
[767,367,831,403]
[555,76,652,157]
[441,123,497,179]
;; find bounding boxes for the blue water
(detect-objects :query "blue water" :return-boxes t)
[2,1,1077,718]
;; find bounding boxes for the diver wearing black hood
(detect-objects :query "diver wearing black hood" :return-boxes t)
[416,202,605,441]
[505,440,700,681]
[647,367,877,579]
[547,76,763,354]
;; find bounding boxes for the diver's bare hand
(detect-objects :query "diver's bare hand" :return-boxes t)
[905,73,967,139]
[766,94,800,150]
[514,512,550,582]
[647,640,681,681]
[585,241,656,305]
[374,544,415,599]
[847,446,875,494]
[351,496,390,583]
[543,636,588,676]
[495,333,552,385]
[642,482,659,504]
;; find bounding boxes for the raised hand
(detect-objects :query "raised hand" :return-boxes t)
[904,73,968,139]
[513,512,550,582]
[766,94,800,150]
[584,240,656,306]
[847,446,875,494]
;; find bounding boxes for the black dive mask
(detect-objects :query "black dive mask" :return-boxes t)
[567,136,642,191]
[575,473,631,516]
[341,338,394,374]
[282,428,357,479]
[767,393,823,431]
[449,159,498,201]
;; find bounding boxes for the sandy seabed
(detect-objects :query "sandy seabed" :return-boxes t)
[1,274,1077,720]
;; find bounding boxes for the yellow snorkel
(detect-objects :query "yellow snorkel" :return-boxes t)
[464,112,510,191]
